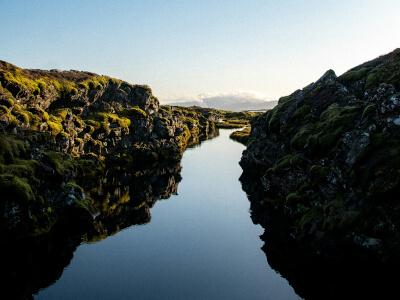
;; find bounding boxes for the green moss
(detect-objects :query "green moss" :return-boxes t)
[0,69,41,94]
[46,120,63,136]
[37,80,47,94]
[49,78,81,96]
[36,108,49,121]
[73,116,85,128]
[298,207,324,231]
[0,105,9,115]
[268,111,282,132]
[42,151,75,176]
[230,127,251,145]
[341,67,368,83]
[286,192,301,205]
[290,103,360,157]
[66,181,82,191]
[247,137,257,147]
[317,125,345,153]
[273,154,293,172]
[0,134,27,164]
[290,123,316,149]
[75,159,97,177]
[318,103,342,127]
[0,97,14,108]
[0,174,36,203]
[29,114,42,130]
[321,198,360,232]
[278,96,292,105]
[78,76,109,91]
[0,81,14,99]
[53,109,69,121]
[364,61,400,90]
[159,105,172,115]
[84,120,101,132]
[361,104,376,119]
[297,203,310,213]
[75,137,83,145]
[289,153,302,165]
[14,110,30,124]
[84,112,131,134]
[356,132,389,164]
[310,165,327,184]
[292,105,311,121]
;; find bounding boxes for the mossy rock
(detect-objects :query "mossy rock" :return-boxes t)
[0,174,36,203]
[361,104,376,119]
[42,151,75,177]
[340,67,368,83]
[309,165,327,184]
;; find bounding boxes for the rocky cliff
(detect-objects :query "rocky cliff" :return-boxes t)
[240,49,400,264]
[0,61,219,239]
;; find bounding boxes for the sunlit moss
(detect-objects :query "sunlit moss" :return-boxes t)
[0,97,14,108]
[52,108,69,121]
[46,120,63,136]
[14,110,30,124]
[120,106,148,119]
[230,127,251,145]
[0,70,40,94]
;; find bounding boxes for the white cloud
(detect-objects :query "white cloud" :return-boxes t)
[159,90,277,105]
[159,90,278,111]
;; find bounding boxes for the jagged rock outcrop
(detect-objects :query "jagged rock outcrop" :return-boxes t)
[0,61,219,159]
[240,48,400,264]
[0,60,220,240]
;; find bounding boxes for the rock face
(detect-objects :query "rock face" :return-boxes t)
[240,48,400,263]
[0,61,219,159]
[0,60,220,240]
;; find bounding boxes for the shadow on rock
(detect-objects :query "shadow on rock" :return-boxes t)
[240,171,400,300]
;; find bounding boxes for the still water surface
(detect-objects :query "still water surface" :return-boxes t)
[35,129,301,299]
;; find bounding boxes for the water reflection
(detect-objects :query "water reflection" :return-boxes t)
[1,224,84,300]
[1,163,182,299]
[83,164,182,243]
[240,171,400,300]
[1,128,222,300]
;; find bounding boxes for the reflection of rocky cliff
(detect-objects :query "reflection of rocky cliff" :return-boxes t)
[83,164,182,243]
[1,225,85,300]
[1,162,183,299]
[240,172,400,300]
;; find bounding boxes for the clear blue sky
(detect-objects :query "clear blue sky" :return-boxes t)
[1,0,399,102]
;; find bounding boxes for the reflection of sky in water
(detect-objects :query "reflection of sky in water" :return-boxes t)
[36,129,300,300]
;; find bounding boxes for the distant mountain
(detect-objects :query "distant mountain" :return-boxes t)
[204,96,277,111]
[167,100,205,107]
[166,96,277,111]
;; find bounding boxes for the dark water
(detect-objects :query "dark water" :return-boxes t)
[32,129,300,299]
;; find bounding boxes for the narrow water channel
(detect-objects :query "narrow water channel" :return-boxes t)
[35,129,301,300]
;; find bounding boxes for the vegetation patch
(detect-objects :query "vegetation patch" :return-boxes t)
[230,127,251,145]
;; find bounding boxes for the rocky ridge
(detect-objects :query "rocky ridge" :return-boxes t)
[240,48,400,264]
[0,60,219,239]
